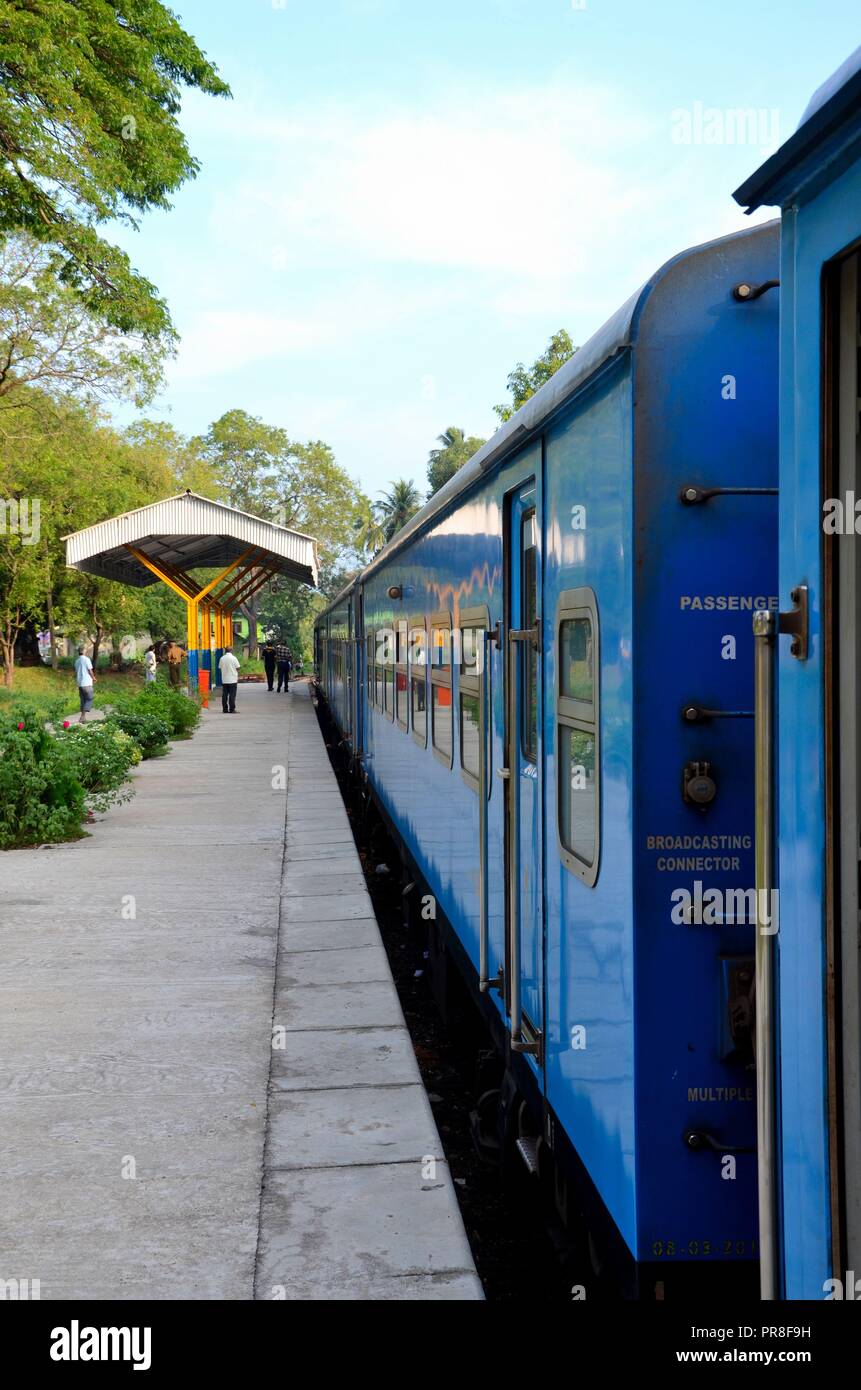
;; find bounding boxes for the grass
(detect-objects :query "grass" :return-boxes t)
[0,664,145,716]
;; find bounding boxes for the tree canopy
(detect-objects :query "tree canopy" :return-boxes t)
[427,426,486,498]
[494,329,578,423]
[378,480,422,542]
[0,0,229,339]
[0,236,167,408]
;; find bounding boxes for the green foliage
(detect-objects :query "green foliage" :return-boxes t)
[0,237,166,407]
[106,678,198,756]
[0,0,229,338]
[107,705,170,759]
[352,499,386,557]
[138,680,200,737]
[427,427,486,498]
[0,710,85,847]
[57,722,140,812]
[378,480,422,542]
[494,330,578,423]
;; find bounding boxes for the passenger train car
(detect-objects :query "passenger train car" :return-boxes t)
[316,221,780,1299]
[734,46,861,1301]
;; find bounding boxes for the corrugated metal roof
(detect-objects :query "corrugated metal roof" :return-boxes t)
[64,491,318,588]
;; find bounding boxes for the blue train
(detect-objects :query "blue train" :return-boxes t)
[315,47,861,1301]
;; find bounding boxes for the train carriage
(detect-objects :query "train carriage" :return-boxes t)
[735,46,861,1301]
[316,221,780,1296]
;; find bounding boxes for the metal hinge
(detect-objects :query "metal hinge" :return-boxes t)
[509,620,540,650]
[778,585,808,661]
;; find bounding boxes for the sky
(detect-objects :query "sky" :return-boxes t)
[111,0,861,501]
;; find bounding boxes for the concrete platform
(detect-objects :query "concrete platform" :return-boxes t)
[0,681,482,1301]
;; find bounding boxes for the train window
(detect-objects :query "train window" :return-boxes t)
[460,693,480,782]
[432,685,452,762]
[521,510,538,763]
[367,634,374,706]
[430,611,453,766]
[395,619,409,730]
[375,628,384,708]
[459,607,489,792]
[410,621,428,746]
[560,617,593,709]
[557,589,600,886]
[384,667,394,719]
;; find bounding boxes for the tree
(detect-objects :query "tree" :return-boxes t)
[0,236,166,408]
[494,330,578,423]
[124,419,218,496]
[378,480,422,542]
[353,499,386,558]
[0,387,174,685]
[0,0,229,338]
[194,411,367,656]
[427,426,485,498]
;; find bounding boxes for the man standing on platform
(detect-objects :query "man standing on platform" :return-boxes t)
[262,639,276,692]
[167,640,184,689]
[219,647,241,715]
[275,639,290,693]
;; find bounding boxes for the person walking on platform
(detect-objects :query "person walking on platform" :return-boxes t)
[166,640,184,689]
[219,648,241,714]
[262,639,276,692]
[275,640,291,692]
[75,645,95,724]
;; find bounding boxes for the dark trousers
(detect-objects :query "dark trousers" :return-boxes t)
[221,682,237,713]
[168,662,182,688]
[277,661,290,691]
[264,659,276,690]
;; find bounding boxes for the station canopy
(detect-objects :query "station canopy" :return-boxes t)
[64,491,318,590]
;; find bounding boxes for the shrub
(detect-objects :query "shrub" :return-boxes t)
[0,714,85,848]
[138,681,200,737]
[107,705,170,759]
[58,723,140,812]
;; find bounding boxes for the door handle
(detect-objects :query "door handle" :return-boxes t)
[479,628,503,998]
[752,608,778,1300]
[506,634,538,1057]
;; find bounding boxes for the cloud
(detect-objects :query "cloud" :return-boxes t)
[197,77,663,279]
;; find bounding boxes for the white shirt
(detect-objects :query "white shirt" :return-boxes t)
[219,652,240,683]
[74,654,93,688]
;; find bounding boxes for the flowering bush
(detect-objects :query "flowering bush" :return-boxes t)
[58,723,141,812]
[0,714,85,848]
[106,705,170,759]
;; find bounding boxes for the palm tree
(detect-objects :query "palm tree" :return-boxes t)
[353,499,387,557]
[378,480,422,542]
[427,426,485,497]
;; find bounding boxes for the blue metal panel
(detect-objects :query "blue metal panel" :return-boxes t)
[773,160,861,1299]
[543,362,638,1253]
[632,225,779,1265]
[737,46,861,1298]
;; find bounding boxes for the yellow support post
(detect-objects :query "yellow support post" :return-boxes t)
[124,544,268,695]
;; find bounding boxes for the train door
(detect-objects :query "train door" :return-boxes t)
[504,477,544,1065]
[828,246,861,1279]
